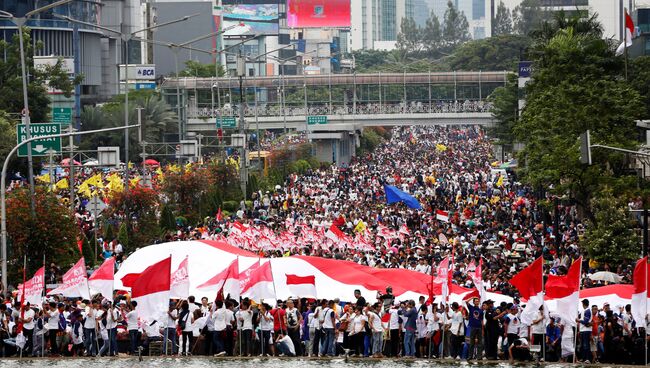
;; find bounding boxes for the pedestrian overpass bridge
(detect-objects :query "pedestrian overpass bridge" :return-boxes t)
[161,71,508,164]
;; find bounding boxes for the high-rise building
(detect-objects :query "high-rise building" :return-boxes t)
[349,0,408,50]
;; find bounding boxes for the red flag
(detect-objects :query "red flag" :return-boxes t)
[17,267,45,307]
[285,274,317,298]
[131,256,172,321]
[197,258,240,300]
[47,257,90,299]
[89,257,115,301]
[510,256,543,300]
[17,264,26,334]
[546,257,581,328]
[77,238,84,254]
[241,261,275,300]
[216,208,223,222]
[632,256,649,326]
[170,256,190,299]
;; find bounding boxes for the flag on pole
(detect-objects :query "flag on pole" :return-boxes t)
[631,256,649,327]
[47,257,90,300]
[435,210,449,223]
[434,257,450,304]
[384,185,422,210]
[510,256,544,325]
[17,267,45,306]
[170,256,190,299]
[471,258,486,303]
[241,261,275,301]
[325,224,347,244]
[131,256,171,322]
[89,258,115,301]
[216,208,223,222]
[616,9,635,55]
[546,257,581,330]
[285,274,317,298]
[197,258,240,301]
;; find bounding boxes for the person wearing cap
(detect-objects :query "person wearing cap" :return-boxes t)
[576,298,593,363]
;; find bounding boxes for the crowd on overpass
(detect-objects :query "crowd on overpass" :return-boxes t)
[2,126,643,363]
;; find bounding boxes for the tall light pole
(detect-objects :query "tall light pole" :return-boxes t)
[56,13,198,192]
[0,0,75,214]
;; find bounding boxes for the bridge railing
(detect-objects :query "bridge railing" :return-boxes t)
[187,100,494,119]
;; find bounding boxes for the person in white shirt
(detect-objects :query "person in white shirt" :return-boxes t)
[284,299,302,356]
[531,306,546,360]
[257,302,274,356]
[45,302,60,356]
[349,305,367,356]
[236,300,254,356]
[211,300,228,357]
[387,304,401,357]
[276,333,296,356]
[164,301,179,355]
[426,304,442,358]
[416,305,429,357]
[449,302,465,359]
[125,301,140,355]
[83,300,99,356]
[19,303,35,355]
[367,303,384,357]
[179,300,195,356]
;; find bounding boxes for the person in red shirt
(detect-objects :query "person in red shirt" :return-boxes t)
[271,300,287,352]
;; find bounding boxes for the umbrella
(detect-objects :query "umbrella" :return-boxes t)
[589,271,622,283]
[83,159,99,166]
[60,158,82,167]
[144,159,160,167]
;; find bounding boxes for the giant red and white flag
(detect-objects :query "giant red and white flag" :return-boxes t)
[88,257,115,301]
[510,256,544,325]
[631,256,649,326]
[131,256,171,321]
[616,9,635,55]
[170,256,190,299]
[241,261,275,301]
[286,274,317,298]
[239,261,259,291]
[197,258,240,300]
[47,258,90,300]
[546,257,581,329]
[17,267,45,306]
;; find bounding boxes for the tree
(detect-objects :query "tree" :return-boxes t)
[493,1,513,36]
[162,166,211,223]
[515,20,643,220]
[582,188,639,264]
[423,10,442,55]
[107,185,160,252]
[6,188,79,282]
[0,27,82,124]
[0,111,17,164]
[447,34,529,70]
[442,1,471,50]
[488,73,518,144]
[512,0,546,36]
[178,60,225,77]
[396,17,423,55]
[159,204,177,232]
[629,56,650,117]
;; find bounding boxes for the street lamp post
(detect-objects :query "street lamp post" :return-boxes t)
[0,0,75,214]
[56,13,198,192]
[1,123,140,291]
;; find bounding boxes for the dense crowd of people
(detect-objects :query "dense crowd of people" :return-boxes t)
[2,126,645,362]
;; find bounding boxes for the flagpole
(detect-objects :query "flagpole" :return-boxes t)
[624,6,629,81]
[541,256,545,362]
[41,254,45,358]
[573,259,582,364]
[428,261,433,359]
[19,255,26,359]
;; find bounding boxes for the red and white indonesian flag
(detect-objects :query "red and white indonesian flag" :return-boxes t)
[471,258,486,303]
[616,9,635,55]
[546,257,581,328]
[88,257,115,301]
[197,258,240,300]
[131,256,171,322]
[230,221,248,235]
[435,210,449,223]
[170,256,190,299]
[632,256,649,326]
[286,274,316,298]
[47,257,90,300]
[434,256,450,303]
[510,256,544,325]
[241,261,275,301]
[17,267,44,306]
[325,224,347,244]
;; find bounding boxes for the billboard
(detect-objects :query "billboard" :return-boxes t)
[287,0,351,28]
[222,3,279,36]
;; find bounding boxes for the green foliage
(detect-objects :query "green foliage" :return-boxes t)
[6,188,79,283]
[159,204,176,232]
[0,111,17,165]
[442,0,471,50]
[358,128,384,155]
[493,1,513,36]
[178,60,225,77]
[488,73,518,144]
[81,236,96,268]
[222,200,239,212]
[423,10,442,55]
[396,17,423,55]
[289,159,311,175]
[582,188,639,264]
[447,34,529,71]
[629,56,650,117]
[514,16,643,219]
[117,222,129,250]
[512,0,547,36]
[103,222,115,242]
[0,27,82,124]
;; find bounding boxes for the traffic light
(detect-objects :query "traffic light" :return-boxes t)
[579,130,591,165]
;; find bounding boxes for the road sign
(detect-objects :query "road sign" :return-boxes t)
[307,115,328,125]
[87,196,107,218]
[52,107,72,124]
[17,123,62,157]
[217,117,237,129]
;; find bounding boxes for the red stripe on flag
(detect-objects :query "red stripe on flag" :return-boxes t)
[131,257,171,298]
[286,274,315,285]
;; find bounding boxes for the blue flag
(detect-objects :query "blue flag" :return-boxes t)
[384,185,422,210]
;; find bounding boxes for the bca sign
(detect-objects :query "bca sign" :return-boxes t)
[136,66,156,79]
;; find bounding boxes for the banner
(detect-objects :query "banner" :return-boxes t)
[17,267,45,306]
[47,258,90,300]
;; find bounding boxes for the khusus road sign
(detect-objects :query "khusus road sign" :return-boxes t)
[52,107,72,124]
[217,117,237,129]
[307,115,328,125]
[17,123,62,157]
[87,196,107,218]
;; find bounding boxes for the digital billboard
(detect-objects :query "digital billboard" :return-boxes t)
[222,3,279,36]
[287,0,351,28]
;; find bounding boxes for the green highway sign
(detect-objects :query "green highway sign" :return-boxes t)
[52,107,72,124]
[17,123,62,157]
[217,116,237,129]
[307,115,328,125]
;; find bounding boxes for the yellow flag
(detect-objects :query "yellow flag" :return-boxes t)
[167,164,181,174]
[496,175,504,187]
[435,144,447,152]
[354,220,366,233]
[155,167,164,177]
[185,162,193,171]
[106,173,124,193]
[36,173,50,183]
[129,177,141,187]
[77,181,91,198]
[55,178,68,190]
